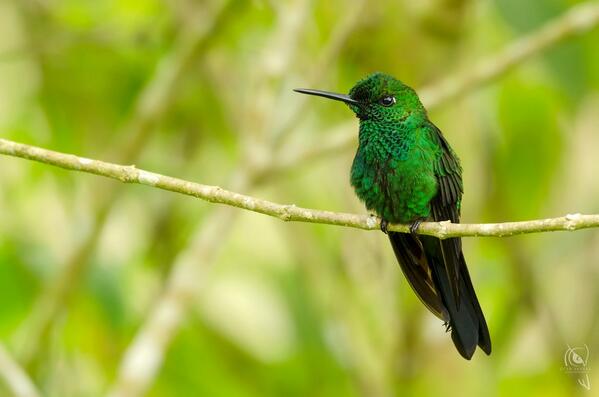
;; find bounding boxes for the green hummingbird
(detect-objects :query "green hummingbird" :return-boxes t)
[295,72,491,359]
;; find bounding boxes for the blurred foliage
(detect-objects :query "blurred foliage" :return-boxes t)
[1,0,599,396]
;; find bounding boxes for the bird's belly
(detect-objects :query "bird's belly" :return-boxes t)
[351,155,437,224]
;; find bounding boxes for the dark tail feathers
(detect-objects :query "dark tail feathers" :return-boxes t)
[432,250,491,358]
[390,232,491,359]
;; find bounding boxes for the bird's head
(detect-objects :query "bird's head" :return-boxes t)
[295,72,425,123]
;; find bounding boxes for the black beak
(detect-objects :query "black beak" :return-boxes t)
[294,88,359,105]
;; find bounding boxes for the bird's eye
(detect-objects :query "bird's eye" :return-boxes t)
[379,96,396,107]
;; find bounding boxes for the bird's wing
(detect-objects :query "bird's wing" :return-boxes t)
[429,123,464,304]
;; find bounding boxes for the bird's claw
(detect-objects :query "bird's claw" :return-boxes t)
[380,219,389,234]
[409,219,424,235]
[443,321,452,333]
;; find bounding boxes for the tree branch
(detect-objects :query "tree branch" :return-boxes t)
[2,137,598,239]
[108,4,361,395]
[12,1,235,368]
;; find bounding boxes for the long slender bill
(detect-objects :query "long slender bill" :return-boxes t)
[294,88,359,104]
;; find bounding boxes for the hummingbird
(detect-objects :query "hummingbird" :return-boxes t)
[295,72,491,359]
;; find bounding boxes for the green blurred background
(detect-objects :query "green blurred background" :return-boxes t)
[1,0,599,396]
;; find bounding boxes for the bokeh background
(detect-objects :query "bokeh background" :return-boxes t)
[1,0,599,396]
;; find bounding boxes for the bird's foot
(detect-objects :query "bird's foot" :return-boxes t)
[443,321,452,333]
[409,218,425,235]
[380,218,389,234]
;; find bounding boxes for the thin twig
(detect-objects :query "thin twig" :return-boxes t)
[107,2,314,395]
[12,1,234,368]
[83,3,599,394]
[1,138,598,239]
[4,2,598,394]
